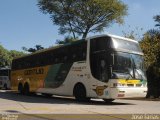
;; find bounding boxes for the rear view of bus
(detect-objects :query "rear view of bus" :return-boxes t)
[89,35,147,101]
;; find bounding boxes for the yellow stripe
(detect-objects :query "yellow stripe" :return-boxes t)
[11,65,51,92]
[118,79,140,84]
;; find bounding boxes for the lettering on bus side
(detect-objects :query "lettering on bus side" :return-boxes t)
[71,66,87,71]
[24,68,44,75]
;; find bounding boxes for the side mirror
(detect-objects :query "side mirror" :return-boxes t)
[110,66,113,78]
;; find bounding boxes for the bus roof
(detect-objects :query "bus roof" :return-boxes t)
[13,39,86,60]
[87,34,138,43]
[0,67,11,70]
[13,34,138,60]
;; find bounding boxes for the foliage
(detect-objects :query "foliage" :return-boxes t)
[22,45,44,53]
[139,14,160,98]
[0,45,25,67]
[0,45,10,67]
[56,36,78,44]
[139,30,160,69]
[122,26,143,40]
[141,33,160,98]
[38,0,127,39]
[140,14,160,69]
[9,50,25,59]
[141,31,160,98]
[154,15,160,28]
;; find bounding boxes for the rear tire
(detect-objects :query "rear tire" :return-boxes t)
[4,84,8,90]
[23,83,30,95]
[18,83,23,94]
[73,83,90,102]
[42,93,53,97]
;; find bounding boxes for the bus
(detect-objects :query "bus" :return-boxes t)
[11,34,147,102]
[0,67,11,90]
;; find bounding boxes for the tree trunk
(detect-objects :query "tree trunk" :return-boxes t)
[72,31,76,39]
[82,28,89,39]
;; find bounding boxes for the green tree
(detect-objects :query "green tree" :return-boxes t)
[0,45,25,67]
[22,45,44,53]
[140,31,160,69]
[9,50,25,64]
[122,26,143,40]
[140,14,160,69]
[0,45,10,67]
[139,14,160,98]
[154,15,160,28]
[140,31,160,98]
[38,0,127,39]
[56,36,78,44]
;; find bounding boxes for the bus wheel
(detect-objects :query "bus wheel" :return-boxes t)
[4,84,8,90]
[18,83,23,94]
[23,83,30,95]
[103,99,115,103]
[73,83,90,102]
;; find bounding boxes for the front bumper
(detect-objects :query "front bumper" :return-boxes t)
[109,87,147,98]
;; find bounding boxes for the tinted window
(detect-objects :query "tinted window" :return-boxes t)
[0,70,10,76]
[111,38,142,53]
[90,36,111,53]
[12,40,87,70]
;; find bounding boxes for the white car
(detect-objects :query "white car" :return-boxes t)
[0,76,10,89]
[0,68,11,90]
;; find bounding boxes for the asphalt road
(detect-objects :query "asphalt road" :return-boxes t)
[0,90,160,120]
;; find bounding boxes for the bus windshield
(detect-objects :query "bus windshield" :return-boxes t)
[112,52,146,80]
[112,38,142,53]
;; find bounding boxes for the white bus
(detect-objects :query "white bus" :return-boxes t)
[11,34,147,102]
[0,67,11,90]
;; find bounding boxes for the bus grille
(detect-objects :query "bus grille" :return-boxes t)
[136,84,142,87]
[127,84,134,87]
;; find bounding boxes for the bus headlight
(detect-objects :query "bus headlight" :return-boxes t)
[113,83,122,87]
[113,83,126,87]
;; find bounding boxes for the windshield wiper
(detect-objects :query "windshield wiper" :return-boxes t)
[125,72,134,80]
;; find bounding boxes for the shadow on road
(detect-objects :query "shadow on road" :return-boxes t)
[0,90,135,106]
[121,97,160,101]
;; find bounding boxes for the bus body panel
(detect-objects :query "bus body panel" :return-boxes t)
[11,65,49,92]
[11,61,99,97]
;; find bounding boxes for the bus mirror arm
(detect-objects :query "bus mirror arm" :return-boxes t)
[110,66,113,78]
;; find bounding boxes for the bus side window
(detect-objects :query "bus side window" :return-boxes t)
[69,41,87,62]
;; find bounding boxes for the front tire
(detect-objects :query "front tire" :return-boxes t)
[103,99,115,103]
[73,84,90,102]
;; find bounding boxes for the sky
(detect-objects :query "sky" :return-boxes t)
[0,0,160,51]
